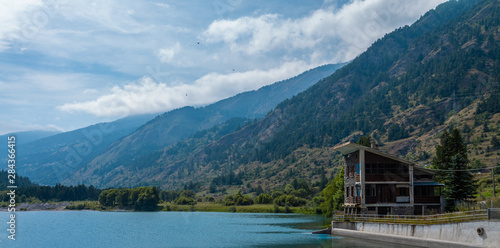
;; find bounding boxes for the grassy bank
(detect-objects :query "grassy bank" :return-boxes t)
[58,201,318,214]
[160,202,318,214]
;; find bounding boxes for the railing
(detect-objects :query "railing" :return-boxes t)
[346,196,361,204]
[333,209,500,225]
[396,196,410,203]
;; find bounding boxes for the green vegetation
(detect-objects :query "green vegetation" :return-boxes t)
[0,171,101,204]
[319,167,344,217]
[160,202,307,213]
[158,175,342,215]
[98,187,160,211]
[224,190,254,206]
[65,201,101,210]
[356,135,372,147]
[432,129,476,209]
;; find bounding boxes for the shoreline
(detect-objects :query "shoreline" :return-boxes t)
[0,202,71,212]
[0,202,321,215]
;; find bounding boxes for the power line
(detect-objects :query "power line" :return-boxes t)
[421,165,500,172]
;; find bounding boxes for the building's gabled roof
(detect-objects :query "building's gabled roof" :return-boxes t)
[332,141,435,174]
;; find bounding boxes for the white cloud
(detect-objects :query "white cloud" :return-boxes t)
[158,43,181,63]
[153,2,171,9]
[203,0,447,61]
[0,120,64,135]
[0,0,44,50]
[57,60,311,117]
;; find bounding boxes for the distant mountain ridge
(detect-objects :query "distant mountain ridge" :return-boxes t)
[16,114,157,184]
[0,130,61,145]
[20,63,345,185]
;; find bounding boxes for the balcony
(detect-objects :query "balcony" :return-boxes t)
[396,196,410,203]
[346,196,361,204]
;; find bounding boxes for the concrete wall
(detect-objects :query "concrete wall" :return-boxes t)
[332,221,500,248]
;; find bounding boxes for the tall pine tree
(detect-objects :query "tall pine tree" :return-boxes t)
[444,155,476,202]
[432,129,475,203]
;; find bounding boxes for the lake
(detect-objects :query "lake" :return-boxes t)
[0,211,417,247]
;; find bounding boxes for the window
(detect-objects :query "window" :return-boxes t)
[366,184,376,197]
[366,164,372,174]
[415,187,434,197]
[398,187,409,196]
[365,163,409,174]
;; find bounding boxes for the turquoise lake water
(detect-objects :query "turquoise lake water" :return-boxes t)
[0,211,416,248]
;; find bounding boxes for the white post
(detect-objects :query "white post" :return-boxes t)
[410,165,414,206]
[360,149,365,208]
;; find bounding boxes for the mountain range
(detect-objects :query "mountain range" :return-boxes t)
[14,0,500,192]
[54,0,500,191]
[16,63,345,185]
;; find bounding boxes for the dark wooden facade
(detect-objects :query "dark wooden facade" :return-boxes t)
[333,141,444,215]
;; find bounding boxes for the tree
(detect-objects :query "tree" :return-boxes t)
[432,129,475,204]
[319,167,344,217]
[387,124,409,141]
[209,182,217,193]
[135,187,160,211]
[491,136,500,150]
[255,194,273,204]
[357,136,372,147]
[443,155,476,202]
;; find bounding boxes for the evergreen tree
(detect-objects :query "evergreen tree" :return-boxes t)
[432,128,475,203]
[491,136,500,150]
[443,155,476,202]
[357,136,372,147]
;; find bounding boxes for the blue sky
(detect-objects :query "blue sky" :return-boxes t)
[0,0,447,135]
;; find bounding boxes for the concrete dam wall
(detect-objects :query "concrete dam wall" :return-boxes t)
[332,221,500,248]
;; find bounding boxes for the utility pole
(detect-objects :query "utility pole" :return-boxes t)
[493,167,496,198]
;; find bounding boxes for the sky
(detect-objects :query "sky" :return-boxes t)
[0,0,448,135]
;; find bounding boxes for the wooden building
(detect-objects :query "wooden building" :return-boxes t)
[333,141,445,215]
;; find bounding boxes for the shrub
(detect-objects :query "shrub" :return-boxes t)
[255,194,273,204]
[273,194,306,207]
[174,196,197,205]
